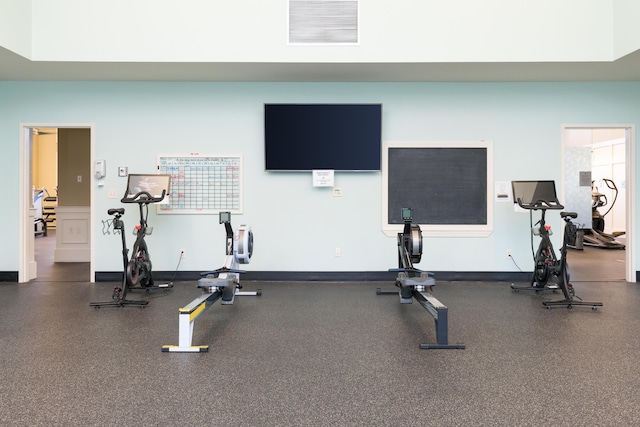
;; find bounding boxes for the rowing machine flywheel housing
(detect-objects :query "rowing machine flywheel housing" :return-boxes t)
[234,225,253,264]
[407,224,422,263]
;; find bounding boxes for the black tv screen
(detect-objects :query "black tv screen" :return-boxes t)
[264,103,382,171]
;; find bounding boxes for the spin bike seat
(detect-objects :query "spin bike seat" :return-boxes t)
[560,211,577,219]
[108,208,125,216]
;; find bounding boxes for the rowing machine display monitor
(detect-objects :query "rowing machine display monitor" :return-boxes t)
[402,207,412,221]
[219,211,231,224]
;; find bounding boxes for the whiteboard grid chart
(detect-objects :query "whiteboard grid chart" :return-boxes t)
[157,155,242,214]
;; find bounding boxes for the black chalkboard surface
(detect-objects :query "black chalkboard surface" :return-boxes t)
[387,147,488,225]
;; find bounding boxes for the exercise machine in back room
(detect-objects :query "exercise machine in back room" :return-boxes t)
[33,188,47,237]
[580,178,625,250]
[162,211,261,353]
[377,207,465,349]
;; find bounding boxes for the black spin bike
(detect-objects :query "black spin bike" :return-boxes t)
[510,181,603,310]
[91,174,172,308]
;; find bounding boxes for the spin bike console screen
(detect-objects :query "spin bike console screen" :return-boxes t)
[511,180,559,207]
[124,174,171,200]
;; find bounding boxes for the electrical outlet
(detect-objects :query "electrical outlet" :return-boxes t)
[335,247,341,257]
[506,249,512,259]
[180,249,186,259]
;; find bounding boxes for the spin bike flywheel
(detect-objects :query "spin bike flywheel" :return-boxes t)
[533,260,549,287]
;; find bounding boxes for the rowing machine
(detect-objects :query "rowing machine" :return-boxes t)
[377,208,465,349]
[162,212,260,353]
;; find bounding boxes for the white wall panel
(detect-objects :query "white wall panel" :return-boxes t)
[0,0,32,56]
[23,0,615,63]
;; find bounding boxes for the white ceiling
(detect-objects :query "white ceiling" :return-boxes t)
[2,47,640,82]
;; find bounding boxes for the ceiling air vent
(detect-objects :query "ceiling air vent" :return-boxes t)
[289,0,358,44]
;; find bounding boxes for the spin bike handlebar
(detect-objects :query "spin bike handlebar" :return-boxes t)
[517,198,564,211]
[121,190,167,204]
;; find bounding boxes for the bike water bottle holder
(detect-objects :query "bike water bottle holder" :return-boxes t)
[532,225,552,236]
[132,226,153,235]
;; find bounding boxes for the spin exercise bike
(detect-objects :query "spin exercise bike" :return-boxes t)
[377,208,465,349]
[510,180,602,310]
[90,174,172,308]
[162,211,260,352]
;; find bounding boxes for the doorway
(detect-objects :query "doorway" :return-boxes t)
[562,125,635,282]
[20,124,94,283]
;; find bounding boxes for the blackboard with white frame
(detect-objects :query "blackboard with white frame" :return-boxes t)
[381,141,493,237]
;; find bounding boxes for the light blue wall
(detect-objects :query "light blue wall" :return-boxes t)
[1,81,639,276]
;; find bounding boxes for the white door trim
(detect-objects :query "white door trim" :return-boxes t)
[561,124,635,283]
[19,123,95,283]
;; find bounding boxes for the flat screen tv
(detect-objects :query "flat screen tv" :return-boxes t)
[264,103,382,171]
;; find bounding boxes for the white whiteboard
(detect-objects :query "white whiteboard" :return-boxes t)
[157,154,243,214]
